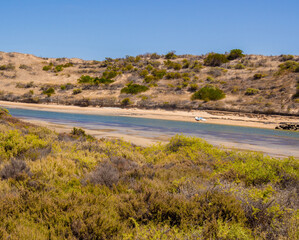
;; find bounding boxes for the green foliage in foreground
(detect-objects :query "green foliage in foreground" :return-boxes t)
[191,85,225,101]
[121,82,149,95]
[0,110,298,239]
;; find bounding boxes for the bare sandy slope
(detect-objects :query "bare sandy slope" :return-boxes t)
[1,100,298,129]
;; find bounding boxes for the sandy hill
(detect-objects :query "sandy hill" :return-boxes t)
[0,50,298,115]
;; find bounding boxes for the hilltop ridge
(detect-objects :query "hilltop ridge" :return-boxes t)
[0,50,298,115]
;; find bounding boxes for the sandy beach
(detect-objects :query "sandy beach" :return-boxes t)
[1,101,298,129]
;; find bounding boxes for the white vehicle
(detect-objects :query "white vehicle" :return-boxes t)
[195,117,207,121]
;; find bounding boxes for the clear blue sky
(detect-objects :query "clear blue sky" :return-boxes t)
[1,0,298,60]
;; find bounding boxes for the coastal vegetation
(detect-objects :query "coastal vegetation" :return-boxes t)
[0,108,298,239]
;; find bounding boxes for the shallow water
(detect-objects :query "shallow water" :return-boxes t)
[5,107,299,157]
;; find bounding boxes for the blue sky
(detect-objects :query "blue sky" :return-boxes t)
[0,0,298,60]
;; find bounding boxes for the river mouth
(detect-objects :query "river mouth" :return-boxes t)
[4,107,299,158]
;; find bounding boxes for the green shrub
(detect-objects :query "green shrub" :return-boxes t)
[146,65,154,71]
[42,87,55,97]
[63,62,73,67]
[121,82,149,95]
[165,72,181,79]
[188,84,198,92]
[253,73,266,79]
[78,75,94,84]
[94,77,114,85]
[54,65,63,72]
[42,65,52,71]
[191,85,225,101]
[144,75,155,83]
[150,53,160,59]
[182,59,190,68]
[19,64,31,70]
[227,49,244,60]
[121,98,131,106]
[0,64,15,71]
[164,60,182,70]
[165,51,177,59]
[278,61,299,72]
[280,54,294,61]
[73,89,82,95]
[151,69,166,79]
[139,69,149,78]
[78,75,113,85]
[102,70,119,79]
[71,127,86,137]
[245,88,259,95]
[204,53,228,66]
[234,63,245,69]
[191,60,203,72]
[60,85,66,90]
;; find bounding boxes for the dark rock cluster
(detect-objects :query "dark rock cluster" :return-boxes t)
[275,122,299,131]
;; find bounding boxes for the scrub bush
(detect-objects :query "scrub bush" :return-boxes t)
[0,159,31,180]
[73,88,82,95]
[227,49,244,60]
[191,85,225,101]
[253,73,266,79]
[42,87,55,97]
[121,82,149,95]
[245,88,259,95]
[204,53,228,66]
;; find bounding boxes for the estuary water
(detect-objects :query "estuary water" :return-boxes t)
[5,107,299,158]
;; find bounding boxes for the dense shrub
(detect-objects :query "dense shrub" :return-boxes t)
[144,75,155,83]
[78,75,114,85]
[165,51,177,59]
[42,87,55,97]
[165,72,182,79]
[121,98,131,106]
[151,69,166,79]
[227,49,244,60]
[191,85,225,101]
[0,64,15,71]
[150,53,160,59]
[42,65,52,71]
[54,65,63,72]
[164,60,182,70]
[182,59,190,68]
[0,115,297,239]
[73,88,82,95]
[253,73,266,79]
[234,63,245,69]
[19,64,31,70]
[188,83,198,92]
[121,82,149,94]
[204,53,228,66]
[71,127,86,137]
[280,54,294,62]
[102,70,119,79]
[139,69,149,78]
[245,88,259,95]
[278,61,299,72]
